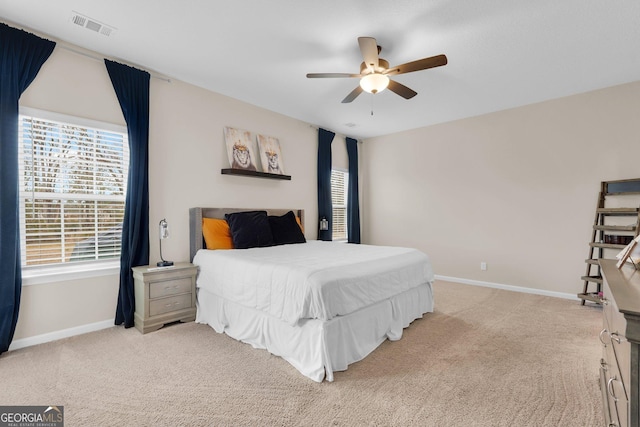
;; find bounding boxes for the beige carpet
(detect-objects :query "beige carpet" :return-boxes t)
[0,280,603,426]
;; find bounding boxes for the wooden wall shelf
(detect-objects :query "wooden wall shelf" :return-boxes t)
[221,168,291,181]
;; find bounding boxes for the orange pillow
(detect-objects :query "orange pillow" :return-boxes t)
[296,216,304,233]
[202,218,234,249]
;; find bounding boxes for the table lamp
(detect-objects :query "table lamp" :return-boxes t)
[157,218,174,267]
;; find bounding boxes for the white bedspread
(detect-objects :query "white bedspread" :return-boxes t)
[193,240,434,325]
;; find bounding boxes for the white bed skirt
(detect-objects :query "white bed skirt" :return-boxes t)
[196,282,434,382]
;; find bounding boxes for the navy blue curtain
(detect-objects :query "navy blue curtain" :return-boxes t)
[317,128,334,241]
[0,23,55,354]
[346,137,361,244]
[105,60,150,328]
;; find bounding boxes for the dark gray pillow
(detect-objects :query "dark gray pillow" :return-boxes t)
[225,211,275,249]
[268,211,306,245]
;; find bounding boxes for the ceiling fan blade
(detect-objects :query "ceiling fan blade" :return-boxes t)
[387,79,417,99]
[385,54,448,76]
[341,86,363,103]
[306,72,361,78]
[358,37,379,71]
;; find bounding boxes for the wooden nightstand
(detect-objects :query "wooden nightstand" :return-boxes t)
[132,262,197,334]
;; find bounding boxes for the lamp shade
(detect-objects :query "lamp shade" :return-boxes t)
[359,73,389,94]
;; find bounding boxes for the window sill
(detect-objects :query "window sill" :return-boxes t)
[22,261,120,286]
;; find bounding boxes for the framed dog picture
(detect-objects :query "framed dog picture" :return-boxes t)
[224,127,258,171]
[257,134,284,175]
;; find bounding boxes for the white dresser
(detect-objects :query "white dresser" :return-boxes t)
[599,259,640,427]
[132,263,197,334]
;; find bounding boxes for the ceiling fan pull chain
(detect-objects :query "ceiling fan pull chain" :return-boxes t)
[371,94,374,116]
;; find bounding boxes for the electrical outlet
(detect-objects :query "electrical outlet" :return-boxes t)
[480,262,487,271]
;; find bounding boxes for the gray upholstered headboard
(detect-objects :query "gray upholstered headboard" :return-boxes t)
[189,207,305,261]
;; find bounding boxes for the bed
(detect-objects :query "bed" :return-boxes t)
[189,207,434,382]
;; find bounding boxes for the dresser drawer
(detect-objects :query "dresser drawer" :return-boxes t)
[149,293,192,317]
[615,392,629,427]
[603,296,627,350]
[603,283,628,345]
[611,335,631,400]
[602,354,628,427]
[601,362,616,427]
[604,334,628,400]
[149,277,193,299]
[603,280,632,398]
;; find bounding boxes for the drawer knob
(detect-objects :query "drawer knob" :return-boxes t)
[610,332,622,344]
[607,376,619,402]
[165,302,181,308]
[599,328,610,346]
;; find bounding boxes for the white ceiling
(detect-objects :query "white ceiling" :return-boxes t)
[1,0,639,139]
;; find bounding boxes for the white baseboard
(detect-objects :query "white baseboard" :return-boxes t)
[8,319,115,351]
[434,274,579,301]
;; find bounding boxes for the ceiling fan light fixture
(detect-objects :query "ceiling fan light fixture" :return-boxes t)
[307,36,447,103]
[359,73,389,94]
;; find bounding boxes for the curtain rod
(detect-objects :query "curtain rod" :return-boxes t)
[60,44,171,83]
[308,124,362,143]
[0,19,171,83]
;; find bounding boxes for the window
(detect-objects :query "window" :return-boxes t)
[18,108,129,268]
[331,169,348,241]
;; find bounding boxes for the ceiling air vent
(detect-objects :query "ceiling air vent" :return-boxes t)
[71,15,86,27]
[70,11,116,37]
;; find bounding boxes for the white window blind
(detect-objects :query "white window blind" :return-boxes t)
[18,110,129,267]
[331,169,348,241]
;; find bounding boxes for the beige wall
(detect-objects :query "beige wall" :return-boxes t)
[15,46,320,342]
[363,81,640,295]
[148,75,318,267]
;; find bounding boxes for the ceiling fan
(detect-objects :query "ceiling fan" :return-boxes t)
[307,37,447,103]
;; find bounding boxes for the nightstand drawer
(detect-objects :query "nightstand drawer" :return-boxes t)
[149,294,192,317]
[149,277,192,299]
